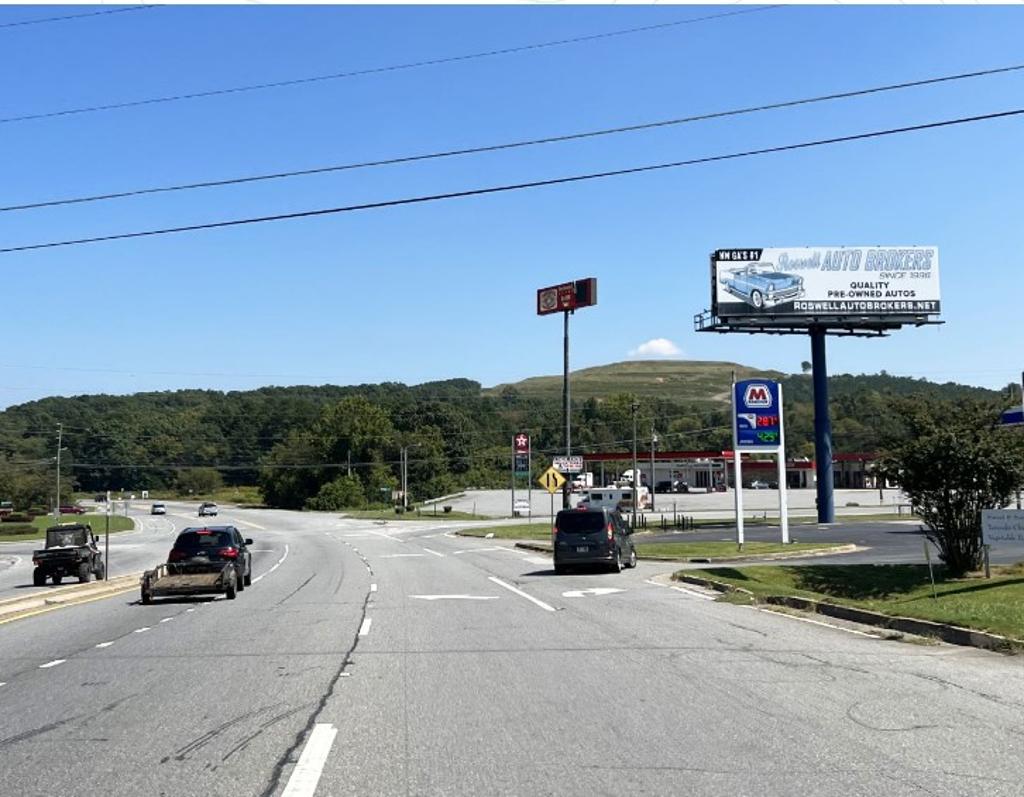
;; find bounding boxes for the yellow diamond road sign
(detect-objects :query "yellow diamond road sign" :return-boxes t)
[539,466,566,495]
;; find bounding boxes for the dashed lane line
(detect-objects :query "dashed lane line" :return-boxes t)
[370,583,377,593]
[95,642,114,648]
[134,627,151,633]
[358,618,372,637]
[422,548,444,558]
[39,659,66,669]
[252,544,290,584]
[281,723,338,797]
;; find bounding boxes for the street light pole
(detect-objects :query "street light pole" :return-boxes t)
[631,402,639,528]
[54,423,63,522]
[650,426,657,513]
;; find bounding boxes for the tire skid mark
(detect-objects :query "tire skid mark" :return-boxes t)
[161,705,276,763]
[221,704,311,762]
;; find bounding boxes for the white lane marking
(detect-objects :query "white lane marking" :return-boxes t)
[644,579,668,588]
[358,618,372,637]
[380,554,424,559]
[743,606,882,638]
[487,577,555,612]
[521,556,552,566]
[281,723,338,797]
[562,587,625,598]
[252,544,290,584]
[452,547,506,555]
[409,594,499,601]
[370,583,377,592]
[160,617,174,623]
[39,659,66,669]
[670,585,717,601]
[340,535,372,539]
[365,530,403,542]
[0,682,6,687]
[95,642,115,649]
[422,548,444,558]
[134,627,151,633]
[228,517,266,530]
[186,608,196,613]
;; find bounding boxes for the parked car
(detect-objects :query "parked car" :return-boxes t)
[198,502,218,517]
[720,264,804,311]
[59,504,87,515]
[553,507,637,574]
[150,503,167,515]
[750,480,770,490]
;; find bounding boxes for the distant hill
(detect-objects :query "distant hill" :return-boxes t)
[485,360,785,404]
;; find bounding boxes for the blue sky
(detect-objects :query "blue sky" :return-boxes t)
[1,4,1022,407]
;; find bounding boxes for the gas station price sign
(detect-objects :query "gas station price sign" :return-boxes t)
[733,380,783,451]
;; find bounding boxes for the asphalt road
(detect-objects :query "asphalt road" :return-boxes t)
[2,506,1023,796]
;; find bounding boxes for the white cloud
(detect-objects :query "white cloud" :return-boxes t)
[628,338,683,358]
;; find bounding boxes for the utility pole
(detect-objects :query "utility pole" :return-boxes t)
[53,423,63,522]
[400,446,408,511]
[631,401,640,528]
[562,309,571,510]
[650,425,657,513]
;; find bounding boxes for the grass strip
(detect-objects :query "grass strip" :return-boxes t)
[681,563,1024,641]
[637,541,847,560]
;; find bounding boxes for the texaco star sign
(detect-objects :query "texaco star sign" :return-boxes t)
[514,434,529,453]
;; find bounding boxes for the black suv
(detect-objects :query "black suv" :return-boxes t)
[168,526,253,589]
[553,507,637,574]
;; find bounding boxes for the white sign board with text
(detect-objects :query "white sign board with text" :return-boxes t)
[982,510,1024,546]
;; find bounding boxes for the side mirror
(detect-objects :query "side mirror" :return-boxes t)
[244,538,253,546]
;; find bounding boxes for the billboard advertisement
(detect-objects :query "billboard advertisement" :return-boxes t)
[733,379,782,451]
[712,247,940,320]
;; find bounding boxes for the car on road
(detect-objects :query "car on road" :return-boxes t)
[750,480,770,489]
[553,507,637,574]
[141,526,253,604]
[198,502,218,517]
[58,504,87,515]
[32,523,105,585]
[150,503,166,515]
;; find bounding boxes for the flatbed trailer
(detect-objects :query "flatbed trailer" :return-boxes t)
[140,563,237,604]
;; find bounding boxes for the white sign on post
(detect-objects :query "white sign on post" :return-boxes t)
[982,510,1024,545]
[552,456,583,474]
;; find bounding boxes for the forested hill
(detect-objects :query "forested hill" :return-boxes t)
[0,364,1006,510]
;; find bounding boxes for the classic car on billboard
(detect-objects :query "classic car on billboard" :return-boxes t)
[719,264,804,311]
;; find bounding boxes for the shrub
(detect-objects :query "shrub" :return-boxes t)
[305,476,366,511]
[1,513,31,523]
[0,523,36,535]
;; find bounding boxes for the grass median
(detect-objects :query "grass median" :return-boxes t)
[456,523,552,540]
[637,541,848,560]
[342,508,491,521]
[0,513,134,543]
[681,563,1024,641]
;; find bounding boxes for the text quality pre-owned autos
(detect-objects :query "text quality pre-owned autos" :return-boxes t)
[720,264,804,311]
[140,526,252,604]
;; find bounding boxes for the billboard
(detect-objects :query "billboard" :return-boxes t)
[536,278,598,316]
[712,247,940,321]
[733,379,782,451]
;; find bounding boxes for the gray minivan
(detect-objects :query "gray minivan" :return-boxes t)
[553,507,637,574]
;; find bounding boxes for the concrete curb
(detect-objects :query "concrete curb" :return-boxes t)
[0,574,142,624]
[512,542,859,563]
[673,574,1022,652]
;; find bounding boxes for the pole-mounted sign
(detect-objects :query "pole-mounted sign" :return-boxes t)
[511,433,532,517]
[731,379,789,546]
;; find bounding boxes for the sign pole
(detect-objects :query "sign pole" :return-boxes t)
[510,441,516,518]
[104,492,111,581]
[734,450,744,548]
[562,309,571,510]
[810,326,835,523]
[528,444,532,519]
[777,384,790,544]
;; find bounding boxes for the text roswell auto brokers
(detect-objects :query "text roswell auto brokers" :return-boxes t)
[777,248,935,273]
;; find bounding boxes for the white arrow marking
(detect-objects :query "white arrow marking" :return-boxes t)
[562,587,625,598]
[409,595,499,601]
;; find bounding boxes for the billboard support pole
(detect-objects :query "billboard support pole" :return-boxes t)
[562,309,571,510]
[511,442,515,518]
[734,450,744,549]
[810,327,835,523]
[777,384,790,544]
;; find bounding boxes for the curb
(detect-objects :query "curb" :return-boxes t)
[511,542,859,562]
[673,574,1022,652]
[514,542,552,554]
[0,574,142,624]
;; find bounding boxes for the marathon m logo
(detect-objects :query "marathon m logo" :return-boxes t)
[743,383,773,408]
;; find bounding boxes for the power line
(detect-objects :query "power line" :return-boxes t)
[5,62,1019,214]
[3,107,1020,256]
[0,6,157,31]
[0,6,777,126]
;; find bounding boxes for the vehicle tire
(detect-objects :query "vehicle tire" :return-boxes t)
[627,548,638,568]
[243,570,252,587]
[78,563,92,583]
[554,563,568,575]
[609,549,623,574]
[236,568,245,593]
[749,290,764,309]
[225,574,237,600]
[94,561,105,580]
[52,574,63,585]
[32,568,45,587]
[141,588,152,605]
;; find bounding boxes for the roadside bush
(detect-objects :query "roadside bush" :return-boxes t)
[0,523,36,535]
[305,476,366,511]
[1,513,31,523]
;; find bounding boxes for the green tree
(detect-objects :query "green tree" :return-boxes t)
[306,476,366,510]
[176,467,224,496]
[878,399,1024,576]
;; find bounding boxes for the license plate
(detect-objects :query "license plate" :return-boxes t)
[576,546,589,553]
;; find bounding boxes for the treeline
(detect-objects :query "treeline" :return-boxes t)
[0,372,1006,510]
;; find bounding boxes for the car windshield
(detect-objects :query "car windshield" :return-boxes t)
[557,512,606,533]
[174,530,233,551]
[46,528,87,547]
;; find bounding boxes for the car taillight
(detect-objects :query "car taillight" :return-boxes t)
[552,527,558,537]
[607,523,614,541]
[218,547,238,559]
[32,558,40,566]
[168,549,186,562]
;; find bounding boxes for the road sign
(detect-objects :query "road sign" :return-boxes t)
[538,467,566,494]
[733,380,782,451]
[552,455,583,474]
[982,510,1024,545]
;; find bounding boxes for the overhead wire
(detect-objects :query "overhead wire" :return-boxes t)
[3,107,1021,255]
[0,6,778,126]
[4,62,1020,214]
[0,6,158,31]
